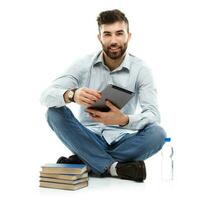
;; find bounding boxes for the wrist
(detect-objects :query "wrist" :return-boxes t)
[119,115,129,126]
[63,90,71,103]
[63,88,78,103]
[69,88,78,102]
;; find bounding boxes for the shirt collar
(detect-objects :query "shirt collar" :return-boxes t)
[93,51,131,71]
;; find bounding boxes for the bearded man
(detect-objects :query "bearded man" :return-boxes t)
[41,9,166,182]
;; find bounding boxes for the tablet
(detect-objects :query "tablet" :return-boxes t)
[89,84,135,112]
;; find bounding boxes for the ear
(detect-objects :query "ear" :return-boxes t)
[128,32,132,42]
[97,34,101,43]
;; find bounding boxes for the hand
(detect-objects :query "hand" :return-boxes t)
[85,100,129,126]
[74,87,101,107]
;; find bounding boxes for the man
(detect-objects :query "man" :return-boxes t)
[41,9,166,182]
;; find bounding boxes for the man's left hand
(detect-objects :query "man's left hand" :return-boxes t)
[85,101,129,126]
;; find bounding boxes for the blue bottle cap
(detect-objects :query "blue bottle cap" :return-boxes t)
[165,137,171,142]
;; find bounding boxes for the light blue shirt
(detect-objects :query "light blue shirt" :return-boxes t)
[40,51,160,144]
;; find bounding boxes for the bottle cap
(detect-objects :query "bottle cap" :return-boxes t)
[165,137,171,142]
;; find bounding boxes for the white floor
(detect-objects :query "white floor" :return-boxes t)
[37,155,213,200]
[2,141,213,200]
[38,154,179,200]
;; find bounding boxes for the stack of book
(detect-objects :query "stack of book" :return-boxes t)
[39,163,88,190]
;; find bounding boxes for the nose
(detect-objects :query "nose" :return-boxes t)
[110,35,118,45]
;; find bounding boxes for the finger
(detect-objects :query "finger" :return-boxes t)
[105,100,118,111]
[89,113,102,122]
[86,109,98,115]
[89,113,99,118]
[83,88,102,99]
[85,108,103,117]
[80,96,96,105]
[82,92,100,101]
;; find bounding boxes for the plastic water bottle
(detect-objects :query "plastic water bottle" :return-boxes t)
[161,137,174,181]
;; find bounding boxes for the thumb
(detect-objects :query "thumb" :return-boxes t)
[105,100,118,111]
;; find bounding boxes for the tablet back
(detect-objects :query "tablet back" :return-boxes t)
[89,84,135,112]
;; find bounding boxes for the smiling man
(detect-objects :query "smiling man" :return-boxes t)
[98,20,130,70]
[41,9,166,182]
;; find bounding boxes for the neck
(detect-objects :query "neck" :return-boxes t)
[103,52,125,71]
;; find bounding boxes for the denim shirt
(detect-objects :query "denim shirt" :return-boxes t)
[40,51,160,144]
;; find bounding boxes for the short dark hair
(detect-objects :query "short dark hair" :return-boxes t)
[97,9,129,32]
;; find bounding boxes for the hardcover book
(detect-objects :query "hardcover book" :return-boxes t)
[41,164,87,174]
[40,172,88,180]
[40,181,88,190]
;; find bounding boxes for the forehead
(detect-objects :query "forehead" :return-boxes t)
[100,21,127,33]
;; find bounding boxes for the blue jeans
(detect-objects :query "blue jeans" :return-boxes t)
[46,106,166,175]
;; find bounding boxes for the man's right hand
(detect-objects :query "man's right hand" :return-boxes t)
[73,87,101,107]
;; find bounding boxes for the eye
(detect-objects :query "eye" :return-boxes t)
[103,32,111,37]
[116,32,124,36]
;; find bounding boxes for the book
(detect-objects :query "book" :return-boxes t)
[40,177,88,184]
[40,181,88,190]
[41,164,87,174]
[40,172,88,180]
[39,163,89,190]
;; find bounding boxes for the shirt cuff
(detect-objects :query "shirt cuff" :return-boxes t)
[57,88,68,107]
[119,114,136,129]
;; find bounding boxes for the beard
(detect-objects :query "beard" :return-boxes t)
[101,42,128,60]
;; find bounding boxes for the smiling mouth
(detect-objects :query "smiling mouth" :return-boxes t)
[109,47,120,52]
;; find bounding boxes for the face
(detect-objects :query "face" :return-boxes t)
[98,21,131,60]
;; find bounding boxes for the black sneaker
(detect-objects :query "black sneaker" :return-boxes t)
[56,155,84,164]
[116,160,146,182]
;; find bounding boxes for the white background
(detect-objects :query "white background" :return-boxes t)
[0,0,215,199]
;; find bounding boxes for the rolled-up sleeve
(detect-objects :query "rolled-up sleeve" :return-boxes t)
[40,67,80,108]
[122,67,160,130]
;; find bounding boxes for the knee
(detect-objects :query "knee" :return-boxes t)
[46,106,70,125]
[150,125,167,149]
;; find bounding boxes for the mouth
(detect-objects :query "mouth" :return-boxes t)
[109,46,121,52]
